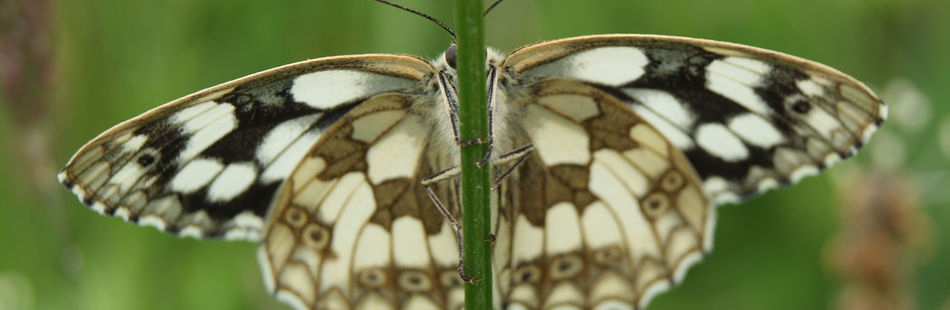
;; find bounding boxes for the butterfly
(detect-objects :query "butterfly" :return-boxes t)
[58,33,885,309]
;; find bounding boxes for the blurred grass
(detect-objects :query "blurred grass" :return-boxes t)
[1,0,948,309]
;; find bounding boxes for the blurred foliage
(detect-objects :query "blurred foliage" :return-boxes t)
[1,0,948,309]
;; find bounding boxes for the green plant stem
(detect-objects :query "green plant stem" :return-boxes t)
[454,0,491,309]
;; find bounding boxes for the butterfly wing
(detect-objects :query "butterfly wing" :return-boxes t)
[492,78,711,309]
[493,34,885,308]
[503,34,886,205]
[58,54,435,240]
[257,91,466,309]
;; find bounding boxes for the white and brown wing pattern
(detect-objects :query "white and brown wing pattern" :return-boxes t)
[504,34,886,205]
[257,91,466,309]
[59,32,886,310]
[57,54,435,240]
[491,34,885,309]
[492,78,711,309]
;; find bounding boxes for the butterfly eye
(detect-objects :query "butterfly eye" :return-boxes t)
[445,44,457,69]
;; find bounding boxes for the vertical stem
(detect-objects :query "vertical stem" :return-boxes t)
[454,0,491,309]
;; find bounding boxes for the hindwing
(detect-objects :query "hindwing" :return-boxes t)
[492,79,711,309]
[257,92,465,310]
[490,34,886,309]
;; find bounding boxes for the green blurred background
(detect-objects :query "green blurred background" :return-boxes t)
[1,0,948,309]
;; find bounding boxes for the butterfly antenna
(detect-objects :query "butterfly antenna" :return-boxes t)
[375,0,456,40]
[483,0,504,16]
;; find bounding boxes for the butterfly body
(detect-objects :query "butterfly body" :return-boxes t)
[59,34,885,309]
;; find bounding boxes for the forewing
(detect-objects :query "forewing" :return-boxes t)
[503,34,886,204]
[58,54,434,240]
[257,93,465,310]
[493,79,712,309]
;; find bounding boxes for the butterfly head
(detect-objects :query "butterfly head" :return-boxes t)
[438,44,504,73]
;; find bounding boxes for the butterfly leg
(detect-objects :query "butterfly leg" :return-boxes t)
[418,144,531,285]
[490,143,534,189]
[420,167,476,284]
[436,70,480,147]
[437,67,499,163]
[475,66,500,168]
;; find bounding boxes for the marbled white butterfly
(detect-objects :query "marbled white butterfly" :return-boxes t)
[58,31,885,309]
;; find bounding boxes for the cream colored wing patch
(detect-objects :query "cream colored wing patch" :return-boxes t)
[258,92,465,310]
[494,79,712,309]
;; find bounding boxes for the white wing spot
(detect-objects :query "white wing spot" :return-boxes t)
[139,215,167,231]
[524,105,590,165]
[728,113,785,148]
[179,102,233,133]
[630,105,694,150]
[800,106,843,140]
[366,115,425,184]
[319,180,376,292]
[527,47,648,86]
[257,114,320,165]
[538,94,600,121]
[178,103,237,162]
[121,135,148,154]
[291,70,413,109]
[823,153,842,168]
[703,177,740,205]
[226,211,264,241]
[352,224,392,269]
[114,207,131,221]
[594,149,650,197]
[108,161,147,195]
[317,172,364,223]
[722,56,772,75]
[90,201,106,214]
[790,165,819,182]
[392,216,432,268]
[512,215,544,266]
[624,88,695,129]
[171,101,216,124]
[351,110,405,143]
[581,202,624,248]
[207,162,258,202]
[179,226,203,239]
[639,278,672,310]
[796,79,825,97]
[695,123,749,162]
[544,203,583,256]
[706,58,771,115]
[589,160,660,263]
[428,221,461,267]
[169,158,224,194]
[260,130,323,184]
